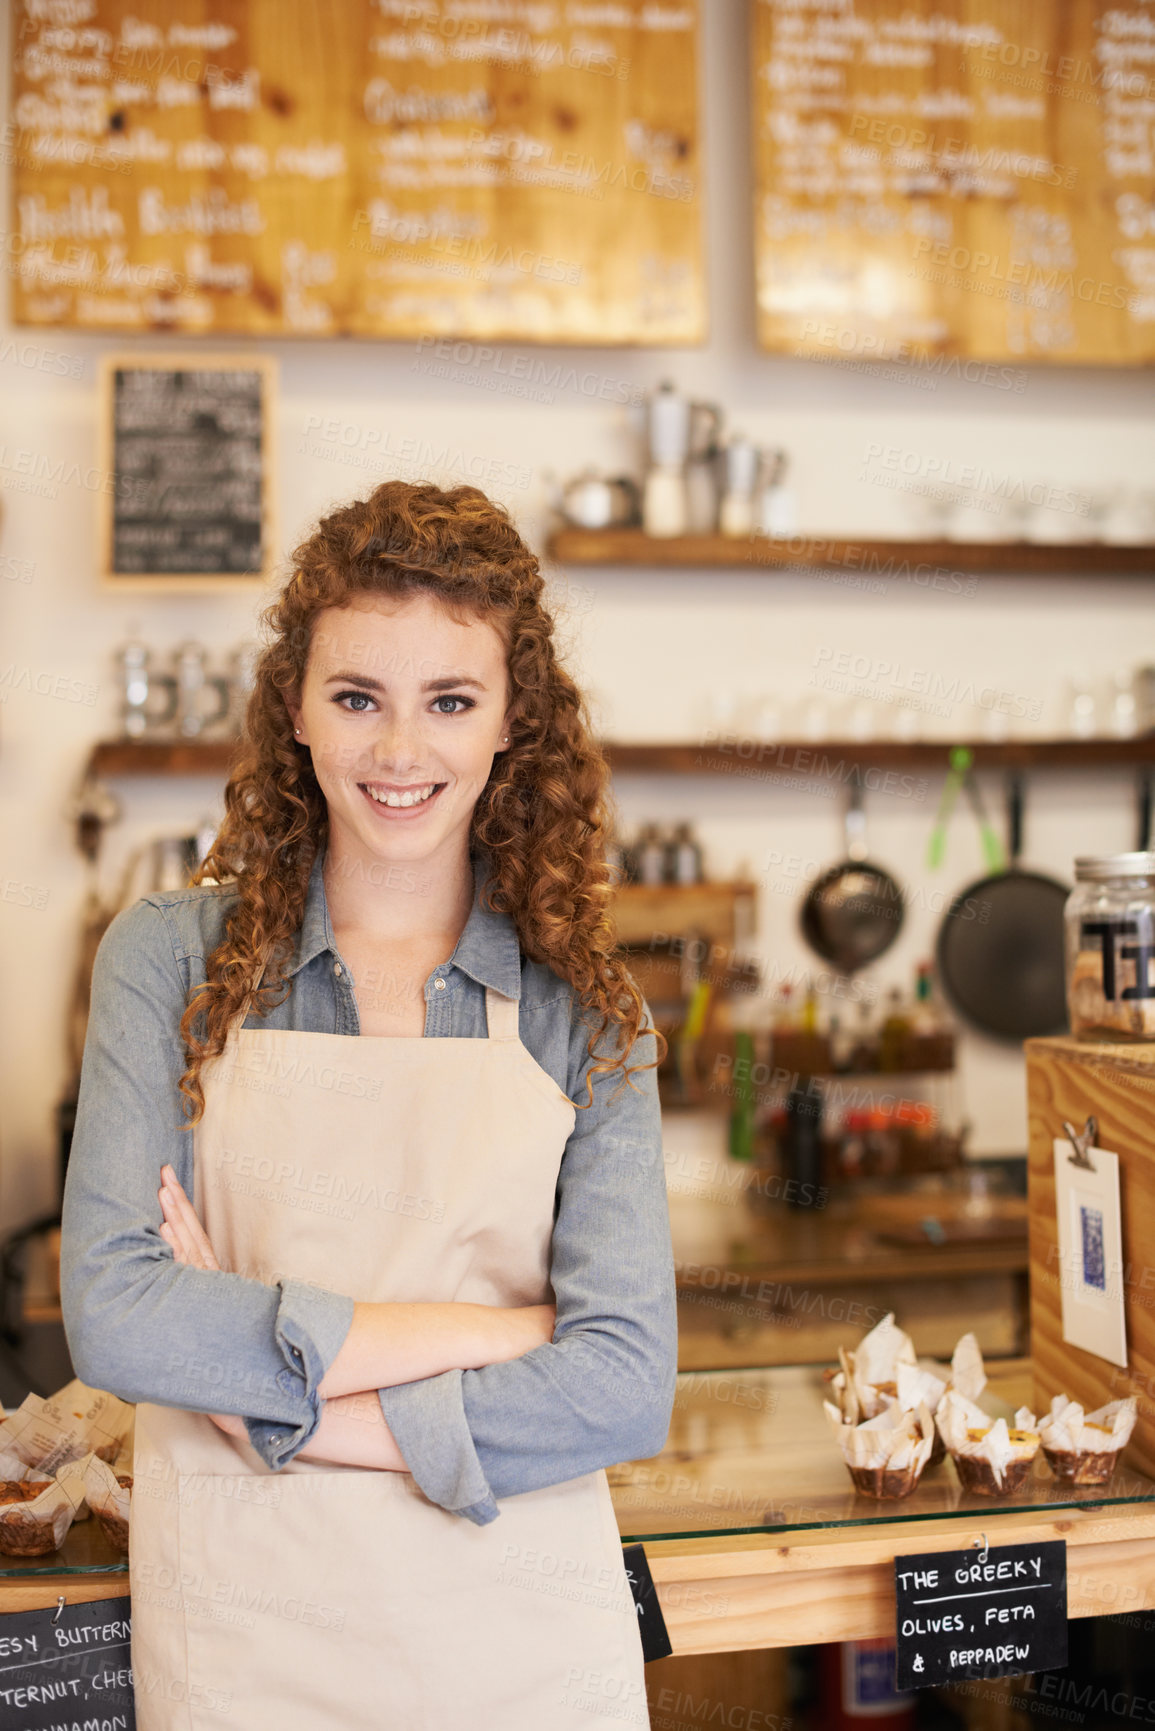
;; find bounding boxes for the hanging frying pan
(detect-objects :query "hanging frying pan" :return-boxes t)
[800,782,905,973]
[936,770,1069,1042]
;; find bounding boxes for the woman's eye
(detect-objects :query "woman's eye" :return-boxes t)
[334,689,375,712]
[433,695,475,715]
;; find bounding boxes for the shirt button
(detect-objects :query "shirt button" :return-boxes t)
[333,963,343,976]
[434,977,446,991]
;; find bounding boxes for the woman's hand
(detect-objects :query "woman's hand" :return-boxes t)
[206,1412,248,1439]
[157,1163,220,1271]
[157,1166,242,1435]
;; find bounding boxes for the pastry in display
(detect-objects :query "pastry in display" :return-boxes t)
[0,1471,76,1557]
[918,1331,988,1467]
[827,1313,919,1422]
[892,1360,949,1465]
[0,1379,133,1475]
[1038,1395,1137,1485]
[936,1389,1041,1496]
[95,1476,133,1553]
[62,1455,134,1553]
[0,1480,46,1504]
[824,1398,936,1499]
[828,1318,986,1470]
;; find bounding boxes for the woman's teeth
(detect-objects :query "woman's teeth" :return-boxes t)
[363,783,439,808]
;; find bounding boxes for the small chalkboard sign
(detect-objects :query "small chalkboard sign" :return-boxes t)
[622,1542,672,1663]
[0,1594,134,1728]
[99,354,277,590]
[894,1539,1067,1692]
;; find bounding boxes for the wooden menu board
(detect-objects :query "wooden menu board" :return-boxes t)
[98,354,276,588]
[752,0,1155,364]
[9,1,703,344]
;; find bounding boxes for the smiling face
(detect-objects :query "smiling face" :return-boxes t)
[287,592,513,876]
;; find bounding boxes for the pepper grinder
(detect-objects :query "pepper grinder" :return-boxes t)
[719,436,763,538]
[642,382,691,537]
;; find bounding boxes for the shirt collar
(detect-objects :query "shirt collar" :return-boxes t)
[287,845,523,1000]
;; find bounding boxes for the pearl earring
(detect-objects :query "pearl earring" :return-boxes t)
[295,728,301,736]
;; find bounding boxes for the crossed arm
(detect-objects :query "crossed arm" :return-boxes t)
[155,1161,555,1471]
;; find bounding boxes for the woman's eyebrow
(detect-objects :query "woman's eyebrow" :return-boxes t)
[323,670,487,692]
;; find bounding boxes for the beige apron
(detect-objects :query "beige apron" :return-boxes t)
[129,984,649,1730]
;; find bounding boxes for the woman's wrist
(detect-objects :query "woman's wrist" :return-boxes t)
[295,1392,408,1470]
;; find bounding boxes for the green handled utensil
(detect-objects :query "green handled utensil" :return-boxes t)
[926,746,972,870]
[926,746,1006,873]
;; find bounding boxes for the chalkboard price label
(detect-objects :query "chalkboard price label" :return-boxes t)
[0,1594,134,1729]
[894,1539,1067,1692]
[622,1543,672,1663]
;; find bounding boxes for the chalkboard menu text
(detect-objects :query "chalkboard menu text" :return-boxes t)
[0,1594,135,1729]
[99,355,275,589]
[894,1538,1068,1691]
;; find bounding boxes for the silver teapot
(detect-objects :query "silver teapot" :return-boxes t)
[559,469,641,531]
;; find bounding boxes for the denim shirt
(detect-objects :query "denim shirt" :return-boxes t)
[60,846,677,1527]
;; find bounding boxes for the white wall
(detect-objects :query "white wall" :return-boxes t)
[2,5,1153,1225]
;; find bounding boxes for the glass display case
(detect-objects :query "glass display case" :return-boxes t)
[613,1362,1155,1544]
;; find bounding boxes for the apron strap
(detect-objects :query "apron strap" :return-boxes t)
[484,984,520,1041]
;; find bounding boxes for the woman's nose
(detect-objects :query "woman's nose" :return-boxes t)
[370,713,425,767]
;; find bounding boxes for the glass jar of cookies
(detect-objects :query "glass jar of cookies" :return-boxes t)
[1065,852,1155,1040]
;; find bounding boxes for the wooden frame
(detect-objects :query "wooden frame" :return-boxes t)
[97,353,278,592]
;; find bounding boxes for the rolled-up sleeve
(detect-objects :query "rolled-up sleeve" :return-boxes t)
[376,991,676,1525]
[60,900,355,1472]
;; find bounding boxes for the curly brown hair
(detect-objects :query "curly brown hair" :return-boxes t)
[176,479,665,1127]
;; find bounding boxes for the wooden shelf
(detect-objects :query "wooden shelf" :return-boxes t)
[84,736,1155,781]
[547,527,1155,574]
[605,738,1155,773]
[88,739,240,778]
[610,880,756,947]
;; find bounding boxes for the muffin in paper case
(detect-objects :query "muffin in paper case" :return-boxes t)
[827,1313,919,1423]
[936,1388,1040,1496]
[57,1453,133,1553]
[1038,1395,1137,1485]
[905,1331,987,1468]
[0,1456,85,1557]
[825,1398,936,1499]
[0,1379,132,1474]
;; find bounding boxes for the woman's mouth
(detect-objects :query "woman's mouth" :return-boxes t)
[359,781,446,818]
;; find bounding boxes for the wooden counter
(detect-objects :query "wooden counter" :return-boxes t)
[6,1361,1151,1668]
[617,1360,1155,1656]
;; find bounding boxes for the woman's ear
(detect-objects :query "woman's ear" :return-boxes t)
[286,697,304,741]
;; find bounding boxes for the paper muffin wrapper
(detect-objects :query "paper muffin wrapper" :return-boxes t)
[1038,1396,1137,1458]
[0,1470,84,1556]
[1041,1445,1121,1486]
[846,1459,926,1500]
[952,1451,1036,1497]
[86,1455,132,1552]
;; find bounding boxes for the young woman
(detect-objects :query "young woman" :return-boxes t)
[60,480,678,1731]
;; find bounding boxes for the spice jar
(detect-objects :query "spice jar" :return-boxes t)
[1065,853,1155,1040]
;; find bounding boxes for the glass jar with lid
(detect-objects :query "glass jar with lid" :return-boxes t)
[1065,852,1155,1040]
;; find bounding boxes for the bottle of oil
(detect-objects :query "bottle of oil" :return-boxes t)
[878,987,911,1073]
